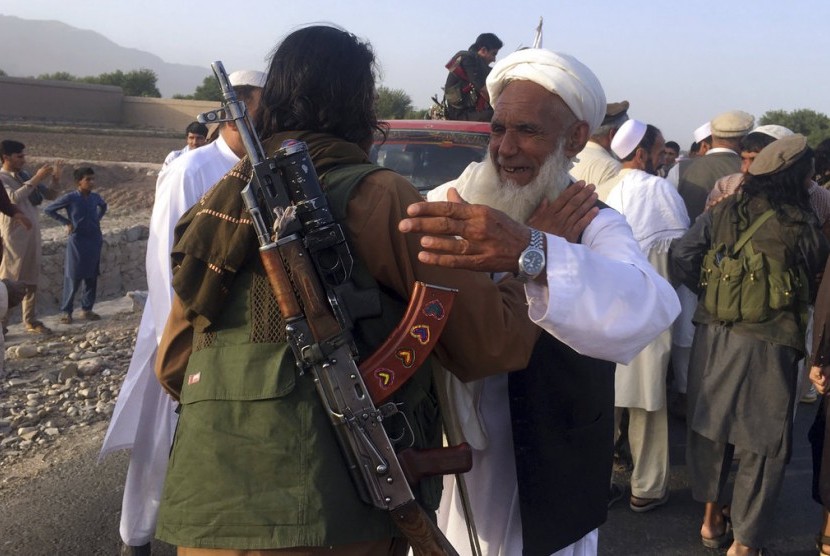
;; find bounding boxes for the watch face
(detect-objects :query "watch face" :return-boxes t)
[520,248,545,276]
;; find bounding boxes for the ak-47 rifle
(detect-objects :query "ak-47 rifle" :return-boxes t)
[199,61,465,556]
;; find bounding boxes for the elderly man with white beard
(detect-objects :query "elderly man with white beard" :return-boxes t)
[400,49,680,556]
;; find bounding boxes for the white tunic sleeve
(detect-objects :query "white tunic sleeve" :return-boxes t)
[525,208,680,364]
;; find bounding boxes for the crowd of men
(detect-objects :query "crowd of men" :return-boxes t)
[8,24,829,556]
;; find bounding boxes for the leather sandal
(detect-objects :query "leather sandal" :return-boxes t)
[817,534,830,556]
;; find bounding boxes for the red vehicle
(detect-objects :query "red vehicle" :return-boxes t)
[371,120,490,194]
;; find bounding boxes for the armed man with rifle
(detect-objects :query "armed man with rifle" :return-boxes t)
[442,33,502,122]
[151,25,548,555]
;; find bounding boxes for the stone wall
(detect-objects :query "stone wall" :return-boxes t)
[0,76,219,132]
[0,76,123,125]
[35,225,149,316]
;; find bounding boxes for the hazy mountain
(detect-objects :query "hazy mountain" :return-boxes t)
[0,15,210,97]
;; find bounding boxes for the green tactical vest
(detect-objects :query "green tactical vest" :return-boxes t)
[695,194,811,351]
[156,164,444,550]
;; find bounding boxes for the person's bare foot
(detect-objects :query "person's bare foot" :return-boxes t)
[726,540,760,556]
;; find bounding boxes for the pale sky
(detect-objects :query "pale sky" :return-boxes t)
[4,0,829,146]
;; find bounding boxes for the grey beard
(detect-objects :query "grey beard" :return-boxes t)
[463,141,572,223]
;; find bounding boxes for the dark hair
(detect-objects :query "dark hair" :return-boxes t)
[740,131,777,154]
[472,33,503,52]
[0,140,25,158]
[185,121,208,137]
[813,138,830,184]
[73,166,94,182]
[621,124,661,162]
[665,141,680,152]
[690,141,700,154]
[256,25,382,148]
[741,147,814,214]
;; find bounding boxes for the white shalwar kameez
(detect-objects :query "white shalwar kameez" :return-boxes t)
[432,182,681,555]
[604,169,689,411]
[99,135,239,545]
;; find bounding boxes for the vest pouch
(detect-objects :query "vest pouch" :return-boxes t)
[739,249,770,322]
[180,342,296,404]
[701,247,723,316]
[769,268,797,310]
[715,255,743,321]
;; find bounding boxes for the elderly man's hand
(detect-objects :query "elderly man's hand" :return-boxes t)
[528,181,598,243]
[398,188,530,273]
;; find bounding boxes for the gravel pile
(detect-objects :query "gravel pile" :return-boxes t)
[0,309,141,468]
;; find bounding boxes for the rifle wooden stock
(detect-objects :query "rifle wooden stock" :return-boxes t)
[398,443,472,485]
[259,245,302,319]
[393,500,460,556]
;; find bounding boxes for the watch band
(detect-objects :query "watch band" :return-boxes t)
[528,228,544,251]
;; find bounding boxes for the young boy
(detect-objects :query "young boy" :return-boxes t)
[44,166,107,323]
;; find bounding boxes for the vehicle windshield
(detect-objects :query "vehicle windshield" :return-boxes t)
[371,127,489,194]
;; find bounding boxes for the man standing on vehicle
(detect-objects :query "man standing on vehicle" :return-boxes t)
[444,33,502,122]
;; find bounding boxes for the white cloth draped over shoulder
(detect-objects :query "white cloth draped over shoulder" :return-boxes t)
[99,135,239,546]
[431,161,681,556]
[604,168,689,410]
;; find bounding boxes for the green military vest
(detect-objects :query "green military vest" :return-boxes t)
[156,164,443,550]
[695,194,813,351]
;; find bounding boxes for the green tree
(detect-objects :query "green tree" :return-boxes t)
[174,75,222,101]
[91,68,160,97]
[406,108,429,119]
[376,86,413,119]
[759,108,830,146]
[0,69,6,77]
[37,72,78,81]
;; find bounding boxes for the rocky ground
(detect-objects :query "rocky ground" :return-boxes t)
[0,124,167,484]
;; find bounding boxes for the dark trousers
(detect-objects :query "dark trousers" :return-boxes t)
[688,429,787,548]
[60,275,97,314]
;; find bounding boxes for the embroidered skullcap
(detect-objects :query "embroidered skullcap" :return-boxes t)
[603,101,630,125]
[748,134,808,177]
[228,70,267,88]
[611,119,647,159]
[693,122,711,144]
[710,110,754,138]
[752,124,793,140]
[486,48,607,134]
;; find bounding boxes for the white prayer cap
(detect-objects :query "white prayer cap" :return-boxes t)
[752,124,793,140]
[486,48,607,134]
[693,122,712,144]
[611,119,647,160]
[228,70,267,88]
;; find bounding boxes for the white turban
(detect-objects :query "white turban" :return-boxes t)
[486,48,607,134]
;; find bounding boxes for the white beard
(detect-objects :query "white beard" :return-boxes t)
[461,141,572,223]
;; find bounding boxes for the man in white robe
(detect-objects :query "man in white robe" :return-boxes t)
[604,119,689,512]
[99,70,265,555]
[400,49,680,556]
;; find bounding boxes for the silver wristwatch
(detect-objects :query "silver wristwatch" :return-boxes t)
[517,228,546,282]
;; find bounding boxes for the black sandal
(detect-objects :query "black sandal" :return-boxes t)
[701,508,733,549]
[817,534,830,556]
